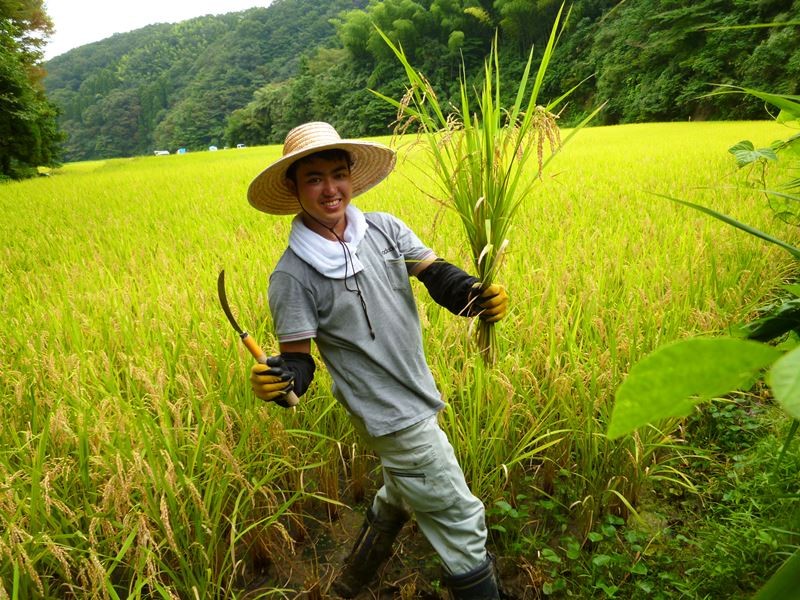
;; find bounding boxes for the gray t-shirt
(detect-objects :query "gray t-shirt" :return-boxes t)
[268,211,445,436]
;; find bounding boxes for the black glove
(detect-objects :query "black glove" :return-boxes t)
[416,258,479,316]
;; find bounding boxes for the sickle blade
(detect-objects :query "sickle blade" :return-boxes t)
[217,270,245,335]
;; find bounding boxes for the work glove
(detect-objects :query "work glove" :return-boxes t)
[473,282,509,323]
[250,356,294,408]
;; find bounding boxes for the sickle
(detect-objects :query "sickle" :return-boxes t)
[217,270,299,407]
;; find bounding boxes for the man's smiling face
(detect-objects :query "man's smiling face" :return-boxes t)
[287,154,353,238]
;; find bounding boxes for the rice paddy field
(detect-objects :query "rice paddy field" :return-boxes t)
[2,121,799,599]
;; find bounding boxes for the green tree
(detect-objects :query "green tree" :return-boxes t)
[586,0,796,123]
[44,0,359,160]
[40,0,800,160]
[0,0,62,179]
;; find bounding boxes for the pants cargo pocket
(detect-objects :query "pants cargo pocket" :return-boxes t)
[383,443,459,513]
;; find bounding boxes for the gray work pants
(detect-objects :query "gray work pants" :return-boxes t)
[349,413,488,575]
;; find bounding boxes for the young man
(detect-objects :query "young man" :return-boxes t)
[247,122,508,599]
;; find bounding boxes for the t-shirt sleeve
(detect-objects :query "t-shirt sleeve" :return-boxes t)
[268,271,318,343]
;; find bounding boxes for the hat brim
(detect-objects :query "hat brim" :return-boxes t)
[247,140,396,215]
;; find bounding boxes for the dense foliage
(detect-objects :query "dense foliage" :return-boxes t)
[44,0,365,161]
[43,0,800,162]
[0,0,62,179]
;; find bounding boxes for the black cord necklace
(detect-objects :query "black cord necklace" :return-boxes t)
[298,201,376,340]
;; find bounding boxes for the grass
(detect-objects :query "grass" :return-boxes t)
[1,121,798,597]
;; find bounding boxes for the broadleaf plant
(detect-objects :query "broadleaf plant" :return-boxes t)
[728,139,778,168]
[608,57,800,600]
[608,86,800,438]
[607,338,782,440]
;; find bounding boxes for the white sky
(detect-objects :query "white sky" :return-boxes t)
[43,1,274,60]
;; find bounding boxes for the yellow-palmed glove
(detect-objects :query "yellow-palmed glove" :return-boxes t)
[474,283,509,322]
[250,359,294,406]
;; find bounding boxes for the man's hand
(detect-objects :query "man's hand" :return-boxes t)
[250,356,294,407]
[473,283,509,322]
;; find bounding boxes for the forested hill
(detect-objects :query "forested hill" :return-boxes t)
[44,0,364,161]
[44,0,800,163]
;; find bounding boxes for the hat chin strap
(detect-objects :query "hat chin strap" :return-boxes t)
[297,197,344,241]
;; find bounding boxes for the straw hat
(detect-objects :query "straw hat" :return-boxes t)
[247,122,396,215]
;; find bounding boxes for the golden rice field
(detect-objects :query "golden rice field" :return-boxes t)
[1,121,797,598]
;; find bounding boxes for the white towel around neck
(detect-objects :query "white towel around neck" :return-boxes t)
[288,204,368,279]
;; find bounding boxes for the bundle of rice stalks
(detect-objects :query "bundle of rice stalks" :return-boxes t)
[374,4,601,363]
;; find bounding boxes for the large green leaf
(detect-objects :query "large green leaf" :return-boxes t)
[608,337,781,439]
[783,283,800,297]
[753,549,800,600]
[767,345,800,420]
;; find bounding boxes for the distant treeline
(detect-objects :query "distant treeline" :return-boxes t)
[44,0,800,162]
[1,0,60,180]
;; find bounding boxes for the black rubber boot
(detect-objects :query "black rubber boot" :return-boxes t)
[331,505,409,598]
[443,554,502,600]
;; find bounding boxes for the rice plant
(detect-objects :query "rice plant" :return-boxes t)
[372,4,602,364]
